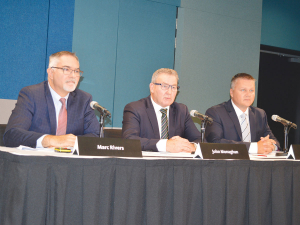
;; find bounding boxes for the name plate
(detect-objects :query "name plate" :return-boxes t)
[200,143,249,160]
[77,137,142,157]
[287,145,300,160]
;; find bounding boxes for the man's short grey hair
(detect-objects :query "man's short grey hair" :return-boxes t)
[151,68,179,83]
[230,73,256,89]
[48,51,79,68]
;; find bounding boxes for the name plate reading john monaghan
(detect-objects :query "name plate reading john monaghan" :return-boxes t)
[77,137,142,157]
[200,143,249,160]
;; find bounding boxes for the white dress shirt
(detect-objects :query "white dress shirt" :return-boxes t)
[151,97,200,153]
[36,83,69,148]
[231,100,257,153]
[150,97,169,152]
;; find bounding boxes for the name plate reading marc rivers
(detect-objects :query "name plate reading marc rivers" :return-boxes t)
[200,143,249,160]
[77,137,142,157]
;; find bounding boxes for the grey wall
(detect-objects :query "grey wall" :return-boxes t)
[175,0,263,123]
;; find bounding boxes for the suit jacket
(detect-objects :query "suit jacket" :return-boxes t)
[205,100,280,150]
[4,81,100,147]
[122,95,201,151]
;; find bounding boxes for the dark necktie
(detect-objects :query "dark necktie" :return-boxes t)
[160,108,169,139]
[56,98,67,135]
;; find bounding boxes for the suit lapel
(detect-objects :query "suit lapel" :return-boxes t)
[145,96,160,139]
[225,100,243,141]
[44,81,57,135]
[168,104,176,138]
[249,107,256,142]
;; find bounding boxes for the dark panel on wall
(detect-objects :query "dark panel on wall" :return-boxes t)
[146,0,180,6]
[72,0,177,127]
[113,0,177,127]
[72,0,120,127]
[258,45,300,147]
[0,0,75,99]
[261,0,300,51]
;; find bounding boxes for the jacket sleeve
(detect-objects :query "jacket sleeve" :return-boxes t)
[4,87,45,148]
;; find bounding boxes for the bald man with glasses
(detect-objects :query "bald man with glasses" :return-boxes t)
[4,51,99,148]
[122,68,201,152]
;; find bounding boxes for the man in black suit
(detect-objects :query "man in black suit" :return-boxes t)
[205,73,279,154]
[122,68,201,152]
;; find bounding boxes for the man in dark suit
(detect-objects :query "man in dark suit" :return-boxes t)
[205,73,279,154]
[122,68,201,152]
[4,51,99,148]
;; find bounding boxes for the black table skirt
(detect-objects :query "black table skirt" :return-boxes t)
[0,150,299,225]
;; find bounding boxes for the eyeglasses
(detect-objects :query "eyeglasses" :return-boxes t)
[51,67,83,77]
[153,83,180,91]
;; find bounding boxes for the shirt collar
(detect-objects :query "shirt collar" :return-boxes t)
[150,96,170,113]
[231,99,249,118]
[48,82,69,102]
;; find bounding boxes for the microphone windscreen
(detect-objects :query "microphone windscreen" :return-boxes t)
[271,115,278,121]
[90,101,97,109]
[190,110,196,117]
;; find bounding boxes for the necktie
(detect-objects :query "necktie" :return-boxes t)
[160,108,169,139]
[56,98,67,135]
[240,113,250,142]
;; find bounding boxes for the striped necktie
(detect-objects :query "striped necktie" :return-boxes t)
[160,108,169,139]
[240,113,250,142]
[56,98,67,135]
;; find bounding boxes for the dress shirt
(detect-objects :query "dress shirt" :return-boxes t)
[36,83,69,148]
[231,100,257,153]
[150,97,169,152]
[151,97,199,153]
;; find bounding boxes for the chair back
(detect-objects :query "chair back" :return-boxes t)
[104,128,122,139]
[0,124,7,146]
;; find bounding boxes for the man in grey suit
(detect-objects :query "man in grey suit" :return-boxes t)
[205,73,280,154]
[122,68,201,152]
[4,51,99,148]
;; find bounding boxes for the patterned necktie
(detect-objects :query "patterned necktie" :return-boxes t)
[160,108,169,139]
[56,98,67,135]
[240,113,250,142]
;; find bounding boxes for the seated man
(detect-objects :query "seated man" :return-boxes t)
[4,51,99,148]
[205,73,280,154]
[122,68,201,152]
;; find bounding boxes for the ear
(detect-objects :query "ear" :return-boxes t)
[47,68,53,80]
[230,88,233,98]
[149,83,154,94]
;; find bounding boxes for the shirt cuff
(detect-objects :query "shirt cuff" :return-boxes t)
[156,139,167,152]
[248,142,258,154]
[36,134,47,148]
[194,142,200,152]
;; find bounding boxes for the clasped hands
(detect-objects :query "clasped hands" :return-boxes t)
[257,135,276,155]
[42,134,76,148]
[166,136,196,153]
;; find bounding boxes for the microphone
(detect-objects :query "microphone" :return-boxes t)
[90,101,111,118]
[190,110,213,124]
[271,115,297,129]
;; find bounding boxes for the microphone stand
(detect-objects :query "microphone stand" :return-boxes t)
[276,125,290,156]
[99,112,110,138]
[200,119,211,142]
